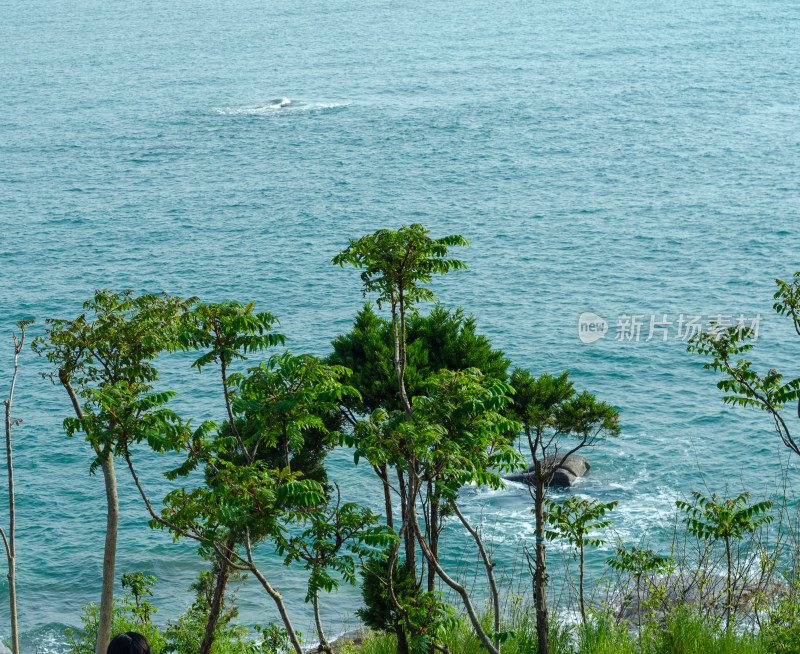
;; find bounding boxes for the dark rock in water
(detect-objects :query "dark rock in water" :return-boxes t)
[503,453,590,487]
[305,629,369,653]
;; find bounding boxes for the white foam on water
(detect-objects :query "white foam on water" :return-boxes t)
[213,99,348,115]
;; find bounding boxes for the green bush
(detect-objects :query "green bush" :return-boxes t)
[65,599,167,654]
[66,570,258,654]
[762,592,800,654]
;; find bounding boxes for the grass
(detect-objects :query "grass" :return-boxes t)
[342,606,773,654]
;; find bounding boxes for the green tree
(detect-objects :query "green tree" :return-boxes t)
[676,491,773,630]
[688,271,800,457]
[346,367,522,653]
[276,491,395,652]
[329,302,510,605]
[411,368,522,652]
[127,302,382,654]
[33,291,190,654]
[508,369,620,654]
[545,497,617,626]
[176,301,285,654]
[333,224,468,654]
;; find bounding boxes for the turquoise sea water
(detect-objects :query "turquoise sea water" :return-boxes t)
[2,0,800,649]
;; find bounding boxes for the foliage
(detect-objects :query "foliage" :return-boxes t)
[688,270,800,456]
[761,584,800,654]
[357,554,420,633]
[607,544,671,582]
[676,492,774,544]
[332,223,468,311]
[357,554,457,653]
[328,303,510,414]
[65,577,168,654]
[546,497,618,551]
[121,572,158,626]
[508,368,621,468]
[233,351,357,475]
[676,491,773,630]
[276,492,396,602]
[546,497,618,624]
[508,370,574,439]
[412,368,523,495]
[32,290,191,468]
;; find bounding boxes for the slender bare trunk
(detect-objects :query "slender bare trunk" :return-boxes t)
[313,588,331,653]
[200,537,235,654]
[428,489,439,593]
[579,545,587,627]
[725,536,733,632]
[378,464,393,530]
[452,503,500,651]
[250,564,303,654]
[533,460,550,654]
[61,377,118,654]
[405,465,418,580]
[412,516,500,654]
[3,328,24,654]
[243,533,303,654]
[396,469,415,574]
[97,447,118,654]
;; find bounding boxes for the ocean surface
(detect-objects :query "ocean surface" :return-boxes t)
[2,0,800,649]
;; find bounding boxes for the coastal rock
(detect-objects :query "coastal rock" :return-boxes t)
[613,572,789,624]
[305,628,369,653]
[503,454,590,487]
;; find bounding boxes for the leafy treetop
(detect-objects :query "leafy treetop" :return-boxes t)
[332,224,468,311]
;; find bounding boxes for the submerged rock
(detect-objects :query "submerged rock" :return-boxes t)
[504,453,590,487]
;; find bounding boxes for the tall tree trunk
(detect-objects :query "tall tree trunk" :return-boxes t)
[200,537,235,654]
[533,460,550,654]
[405,466,418,579]
[97,446,119,654]
[397,469,415,575]
[313,589,332,653]
[3,327,23,654]
[452,502,500,652]
[394,620,409,654]
[725,536,733,632]
[378,464,393,530]
[61,377,119,654]
[243,533,303,654]
[428,489,438,593]
[579,545,586,627]
[250,564,304,654]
